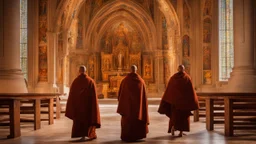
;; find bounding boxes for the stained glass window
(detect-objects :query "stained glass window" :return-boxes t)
[20,0,28,79]
[219,0,234,81]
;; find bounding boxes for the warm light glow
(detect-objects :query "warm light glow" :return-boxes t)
[219,0,234,81]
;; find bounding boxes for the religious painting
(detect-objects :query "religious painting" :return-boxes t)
[203,18,212,43]
[101,53,112,72]
[203,46,211,70]
[182,35,190,75]
[76,19,83,49]
[88,55,96,79]
[143,55,153,80]
[203,70,212,84]
[162,16,168,50]
[183,2,190,30]
[39,0,48,82]
[39,0,47,16]
[203,0,212,16]
[130,32,143,54]
[101,21,143,70]
[39,46,48,81]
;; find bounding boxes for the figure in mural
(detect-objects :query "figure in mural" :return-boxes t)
[162,17,168,50]
[204,70,212,84]
[39,0,47,16]
[203,0,212,16]
[144,59,151,77]
[104,59,110,71]
[183,2,190,30]
[158,65,199,137]
[39,46,48,81]
[118,52,123,70]
[76,20,83,49]
[203,46,211,70]
[203,18,212,43]
[112,23,129,69]
[39,21,47,43]
[89,58,95,79]
[182,35,190,75]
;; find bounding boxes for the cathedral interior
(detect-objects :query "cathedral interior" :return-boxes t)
[0,0,256,143]
[1,0,256,96]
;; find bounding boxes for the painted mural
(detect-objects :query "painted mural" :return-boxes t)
[203,18,212,43]
[182,35,190,75]
[203,0,212,16]
[203,70,212,84]
[101,22,143,54]
[202,0,212,84]
[203,46,211,70]
[101,22,143,69]
[162,16,168,50]
[143,55,153,80]
[76,19,83,49]
[39,46,48,81]
[39,0,48,81]
[203,45,211,84]
[183,2,190,31]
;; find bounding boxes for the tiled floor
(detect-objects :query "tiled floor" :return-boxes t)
[0,105,255,144]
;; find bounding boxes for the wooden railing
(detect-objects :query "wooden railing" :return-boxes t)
[194,92,256,136]
[0,93,61,138]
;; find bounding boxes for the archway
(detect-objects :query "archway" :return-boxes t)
[53,0,180,97]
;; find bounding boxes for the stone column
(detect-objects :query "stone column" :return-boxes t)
[227,0,256,92]
[0,0,27,93]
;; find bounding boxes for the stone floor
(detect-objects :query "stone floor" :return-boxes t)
[0,105,256,144]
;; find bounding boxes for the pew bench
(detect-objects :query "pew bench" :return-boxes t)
[195,92,256,136]
[0,93,61,138]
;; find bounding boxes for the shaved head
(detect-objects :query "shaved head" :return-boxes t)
[79,65,87,74]
[131,65,138,73]
[178,65,185,72]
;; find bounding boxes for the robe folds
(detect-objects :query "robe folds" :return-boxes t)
[65,74,101,138]
[117,73,149,142]
[158,71,199,132]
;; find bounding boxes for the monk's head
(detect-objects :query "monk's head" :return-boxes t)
[79,65,87,74]
[130,65,138,73]
[177,65,185,72]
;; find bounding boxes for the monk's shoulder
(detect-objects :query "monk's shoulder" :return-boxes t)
[183,73,192,81]
[86,76,95,83]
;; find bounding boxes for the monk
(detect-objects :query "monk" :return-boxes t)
[158,65,199,137]
[65,65,101,141]
[117,65,149,142]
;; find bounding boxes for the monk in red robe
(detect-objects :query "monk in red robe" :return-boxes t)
[65,65,101,141]
[117,65,149,142]
[158,65,199,137]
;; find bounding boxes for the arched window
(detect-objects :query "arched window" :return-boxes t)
[20,0,28,79]
[219,0,234,81]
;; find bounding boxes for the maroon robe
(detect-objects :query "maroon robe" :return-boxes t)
[117,73,149,142]
[158,71,199,132]
[65,74,101,138]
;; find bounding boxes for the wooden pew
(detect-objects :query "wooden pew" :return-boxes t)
[0,93,61,138]
[195,92,256,136]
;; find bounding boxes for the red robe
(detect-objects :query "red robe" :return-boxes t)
[117,73,149,142]
[65,74,101,138]
[158,71,199,132]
